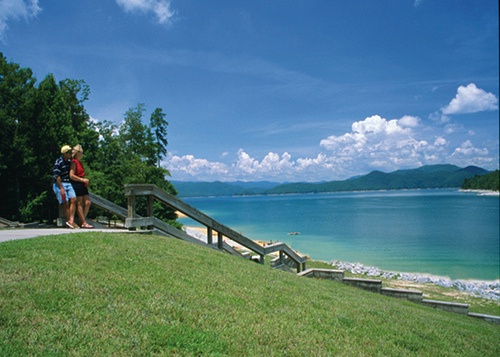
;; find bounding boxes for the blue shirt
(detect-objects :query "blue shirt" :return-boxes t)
[53,156,71,183]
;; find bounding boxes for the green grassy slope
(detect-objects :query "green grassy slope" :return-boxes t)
[1,233,498,356]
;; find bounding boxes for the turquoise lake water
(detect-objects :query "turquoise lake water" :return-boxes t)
[180,189,499,281]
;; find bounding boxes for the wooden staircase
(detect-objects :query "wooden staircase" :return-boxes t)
[89,184,307,273]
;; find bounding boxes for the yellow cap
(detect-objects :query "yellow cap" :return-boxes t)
[60,145,72,154]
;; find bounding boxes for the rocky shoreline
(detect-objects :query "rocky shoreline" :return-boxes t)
[331,260,500,301]
[185,227,499,301]
[459,189,500,196]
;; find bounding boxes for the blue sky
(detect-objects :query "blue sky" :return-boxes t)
[1,0,498,182]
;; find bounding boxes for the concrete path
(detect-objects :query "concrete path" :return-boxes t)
[0,227,129,243]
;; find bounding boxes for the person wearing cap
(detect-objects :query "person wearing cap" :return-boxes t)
[53,145,78,229]
[69,144,93,228]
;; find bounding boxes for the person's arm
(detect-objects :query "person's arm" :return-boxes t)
[56,175,64,191]
[53,159,65,192]
[69,162,88,184]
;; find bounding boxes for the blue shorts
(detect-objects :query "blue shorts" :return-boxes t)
[53,182,76,204]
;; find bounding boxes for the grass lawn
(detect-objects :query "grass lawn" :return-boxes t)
[1,232,499,356]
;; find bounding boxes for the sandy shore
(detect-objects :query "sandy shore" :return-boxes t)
[184,226,274,251]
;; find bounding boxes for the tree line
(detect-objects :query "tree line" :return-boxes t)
[461,170,500,191]
[0,53,178,224]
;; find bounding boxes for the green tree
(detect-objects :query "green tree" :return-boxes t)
[150,107,169,168]
[18,75,92,221]
[0,53,93,221]
[0,53,36,220]
[1,55,179,225]
[90,103,177,221]
[462,170,499,191]
[119,103,152,160]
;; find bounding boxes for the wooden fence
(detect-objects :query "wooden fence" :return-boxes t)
[124,184,307,272]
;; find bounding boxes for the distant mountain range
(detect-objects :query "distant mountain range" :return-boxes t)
[172,164,490,197]
[171,181,278,197]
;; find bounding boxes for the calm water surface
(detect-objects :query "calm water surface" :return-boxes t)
[180,189,499,281]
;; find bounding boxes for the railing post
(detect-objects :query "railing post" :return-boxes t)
[259,254,265,265]
[147,194,154,230]
[127,194,136,217]
[127,193,137,231]
[147,194,154,216]
[207,227,213,245]
[217,231,223,249]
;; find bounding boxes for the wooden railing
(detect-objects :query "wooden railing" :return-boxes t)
[124,184,307,272]
[89,192,129,219]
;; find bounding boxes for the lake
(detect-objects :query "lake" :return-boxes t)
[179,189,499,281]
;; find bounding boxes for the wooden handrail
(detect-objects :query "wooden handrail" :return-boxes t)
[264,242,305,267]
[89,192,129,219]
[124,184,307,272]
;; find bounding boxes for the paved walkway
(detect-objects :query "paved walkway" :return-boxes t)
[0,227,129,243]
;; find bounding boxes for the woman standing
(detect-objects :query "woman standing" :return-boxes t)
[70,144,93,228]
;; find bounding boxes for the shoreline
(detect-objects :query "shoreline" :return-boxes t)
[330,260,500,301]
[459,189,500,196]
[184,225,500,301]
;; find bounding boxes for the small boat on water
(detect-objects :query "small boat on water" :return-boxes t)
[288,231,300,235]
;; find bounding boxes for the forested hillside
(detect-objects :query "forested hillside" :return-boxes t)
[0,54,177,223]
[266,165,489,194]
[172,181,277,197]
[173,165,492,197]
[462,170,500,191]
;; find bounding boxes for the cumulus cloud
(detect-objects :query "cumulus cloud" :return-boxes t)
[450,140,488,157]
[441,83,498,115]
[166,110,498,182]
[447,140,494,167]
[233,150,296,179]
[168,154,228,178]
[116,0,175,25]
[398,115,420,128]
[0,0,41,40]
[319,115,426,170]
[168,115,457,182]
[168,151,298,181]
[433,136,447,146]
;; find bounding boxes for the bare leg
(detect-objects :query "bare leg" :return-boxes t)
[75,196,86,226]
[83,194,91,221]
[67,197,77,227]
[63,200,70,221]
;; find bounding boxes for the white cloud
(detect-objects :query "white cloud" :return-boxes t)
[319,115,421,161]
[398,115,420,128]
[168,154,228,178]
[434,136,447,146]
[233,150,295,178]
[447,140,494,167]
[116,0,175,25]
[441,83,499,115]
[428,110,450,124]
[443,123,463,134]
[451,140,488,157]
[315,115,438,174]
[0,0,41,40]
[166,113,498,182]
